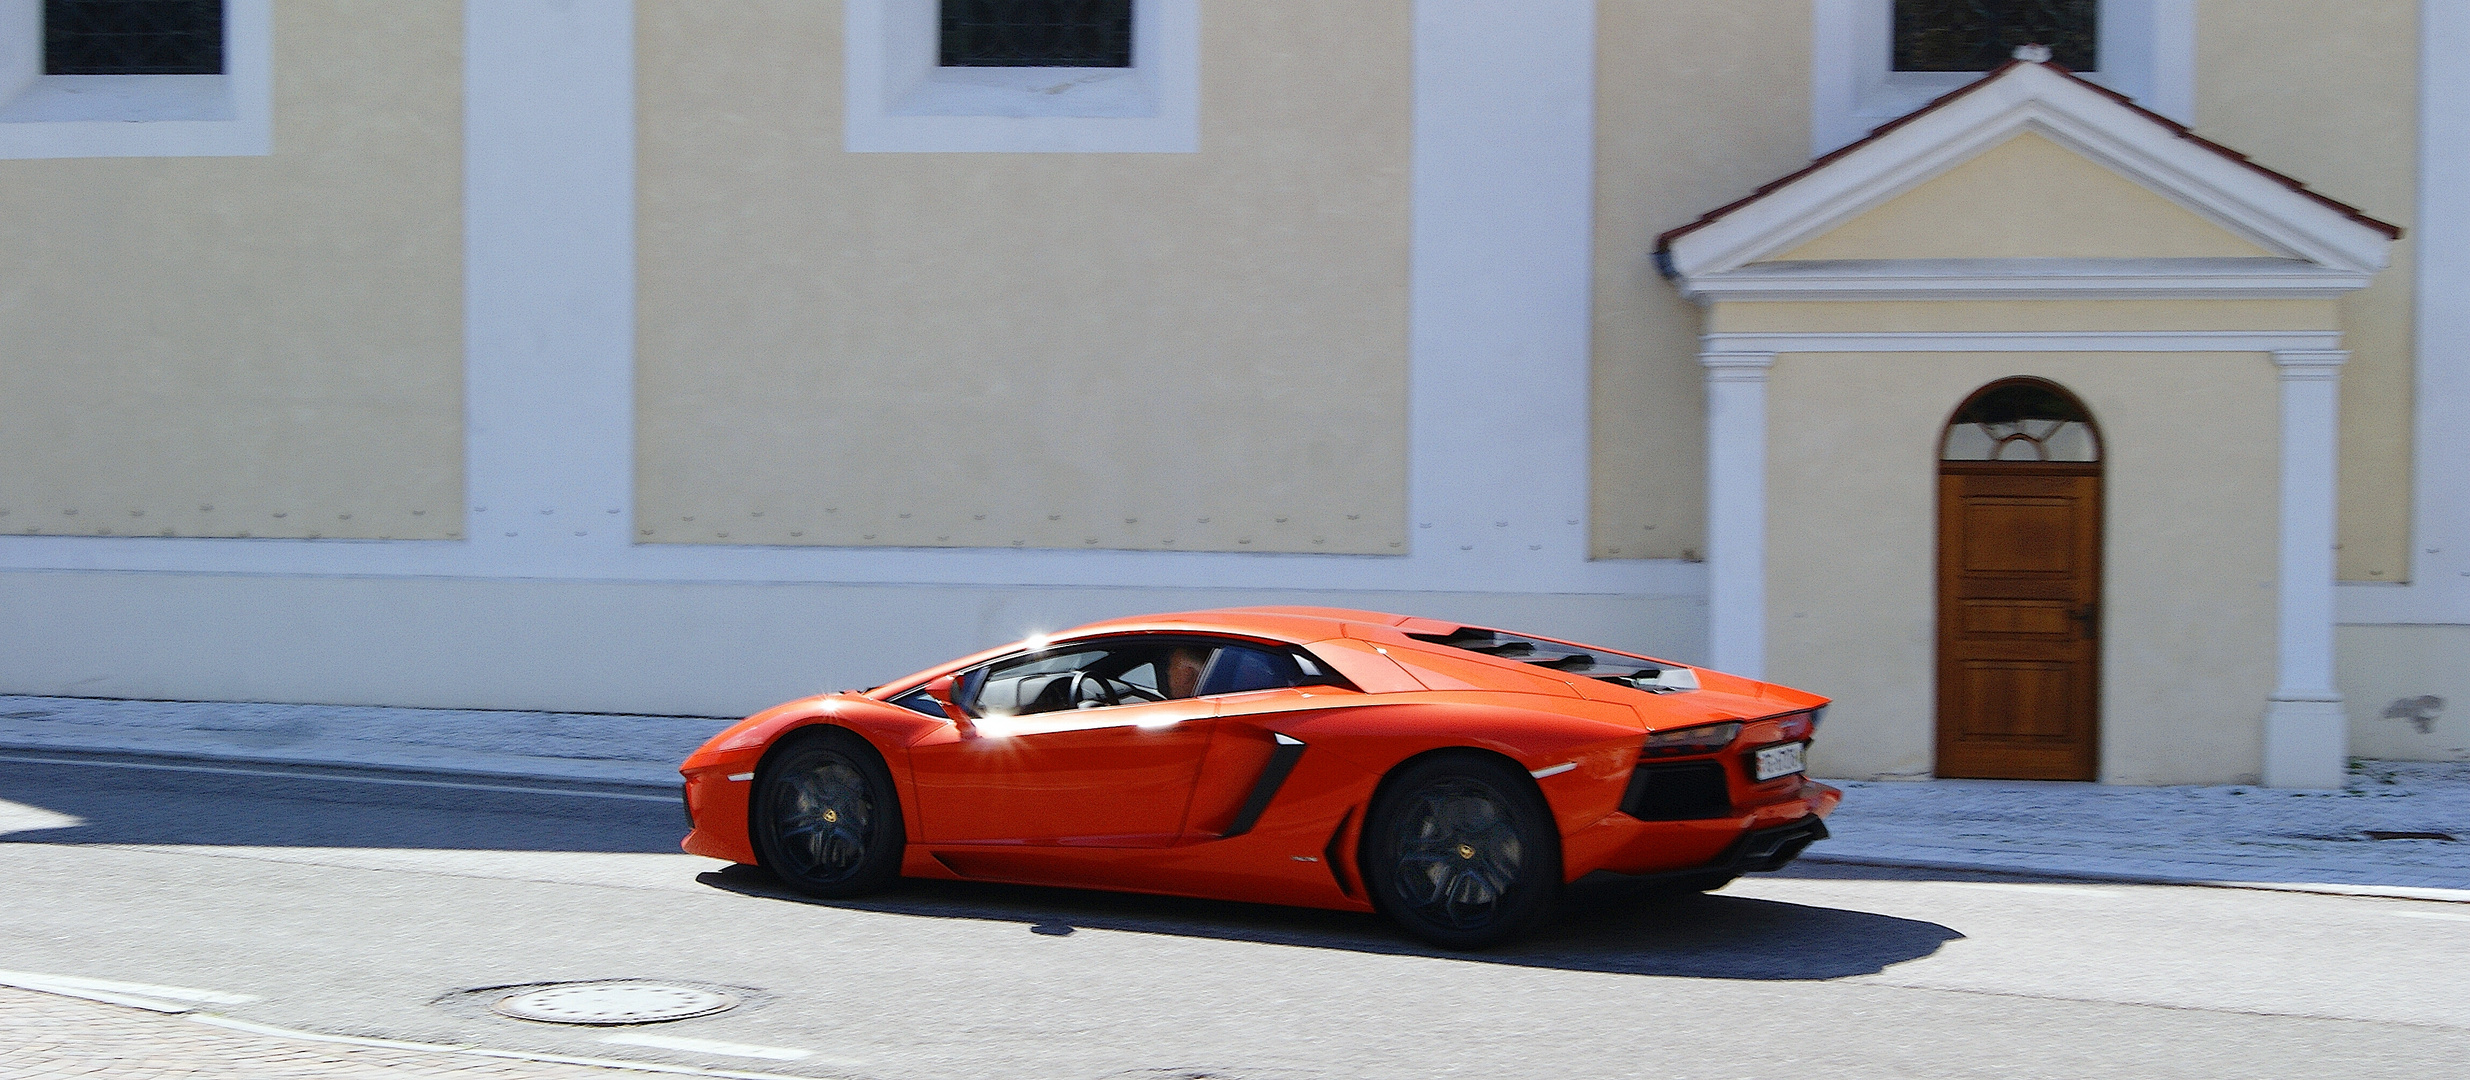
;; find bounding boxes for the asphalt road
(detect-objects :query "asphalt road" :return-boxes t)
[3,751,2467,1080]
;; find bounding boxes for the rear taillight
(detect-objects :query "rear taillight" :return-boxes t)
[1773,710,1818,741]
[1641,721,1742,758]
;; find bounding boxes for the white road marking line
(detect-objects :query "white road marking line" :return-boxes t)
[2388,909,2470,923]
[189,1014,843,1079]
[0,969,258,1006]
[3,983,193,1013]
[0,752,676,802]
[600,1033,816,1061]
[1940,882,2124,898]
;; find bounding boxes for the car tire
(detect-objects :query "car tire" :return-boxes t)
[750,727,906,899]
[1361,753,1562,949]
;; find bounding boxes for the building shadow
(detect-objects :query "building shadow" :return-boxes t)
[0,753,684,854]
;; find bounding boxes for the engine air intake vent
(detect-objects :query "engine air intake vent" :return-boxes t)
[1406,626,1699,693]
[1620,761,1733,821]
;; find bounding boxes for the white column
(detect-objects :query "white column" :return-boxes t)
[1703,348,1775,677]
[2265,349,2348,788]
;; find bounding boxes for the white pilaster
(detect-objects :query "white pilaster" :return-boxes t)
[2265,349,2347,788]
[464,0,638,560]
[1703,349,1776,677]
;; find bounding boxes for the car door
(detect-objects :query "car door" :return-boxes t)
[908,637,1222,847]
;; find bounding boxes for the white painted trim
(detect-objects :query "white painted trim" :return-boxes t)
[1701,330,2345,355]
[0,0,270,159]
[1812,0,2192,155]
[2266,349,2346,787]
[2338,0,2470,626]
[1702,350,1774,678]
[1678,256,2372,302]
[843,0,1199,153]
[1681,62,2395,284]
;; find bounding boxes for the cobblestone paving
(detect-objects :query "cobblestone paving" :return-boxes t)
[0,988,657,1079]
[1813,760,2470,892]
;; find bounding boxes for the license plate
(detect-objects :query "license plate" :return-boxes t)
[1752,741,1807,781]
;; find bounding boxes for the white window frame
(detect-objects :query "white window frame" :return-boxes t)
[844,0,1198,153]
[1813,0,2191,155]
[0,0,269,158]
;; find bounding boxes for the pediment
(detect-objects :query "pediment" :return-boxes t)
[1657,61,2398,302]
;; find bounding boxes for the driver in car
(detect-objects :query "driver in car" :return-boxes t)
[1163,645,1212,699]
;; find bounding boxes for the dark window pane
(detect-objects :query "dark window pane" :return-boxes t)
[1199,647,1302,697]
[45,0,223,75]
[1894,0,2097,72]
[1943,378,2101,462]
[941,0,1133,68]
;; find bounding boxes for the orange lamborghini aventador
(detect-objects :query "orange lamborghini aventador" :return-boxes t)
[680,607,1840,948]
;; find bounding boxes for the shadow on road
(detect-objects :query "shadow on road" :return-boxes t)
[693,863,1964,980]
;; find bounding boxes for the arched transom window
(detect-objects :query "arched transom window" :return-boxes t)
[1942,378,2101,462]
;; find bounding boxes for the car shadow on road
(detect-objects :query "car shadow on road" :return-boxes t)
[693,864,1963,980]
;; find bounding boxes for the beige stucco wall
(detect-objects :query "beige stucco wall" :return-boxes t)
[634,2,1409,553]
[1777,131,2276,260]
[2338,625,2470,762]
[1588,0,1812,560]
[0,1,464,541]
[1766,346,2284,786]
[2198,0,2418,582]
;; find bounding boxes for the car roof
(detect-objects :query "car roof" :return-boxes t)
[1055,606,1409,644]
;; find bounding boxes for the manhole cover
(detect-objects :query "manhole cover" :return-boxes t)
[492,982,739,1025]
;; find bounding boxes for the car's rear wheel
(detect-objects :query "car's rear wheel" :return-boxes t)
[1362,753,1561,949]
[750,728,905,898]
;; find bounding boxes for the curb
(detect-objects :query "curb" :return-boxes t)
[1796,852,2470,904]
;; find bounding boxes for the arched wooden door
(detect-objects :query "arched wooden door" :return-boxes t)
[1936,379,2102,781]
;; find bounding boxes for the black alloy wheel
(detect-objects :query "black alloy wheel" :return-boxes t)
[1362,753,1561,949]
[750,728,905,898]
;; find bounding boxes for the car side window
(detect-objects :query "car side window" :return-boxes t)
[970,648,1110,716]
[889,688,946,717]
[1198,645,1298,696]
[959,637,1352,716]
[1196,645,1353,696]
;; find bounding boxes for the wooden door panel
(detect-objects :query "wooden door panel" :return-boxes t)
[1957,599,2075,639]
[1951,660,2080,741]
[1937,464,2100,781]
[1959,500,2078,573]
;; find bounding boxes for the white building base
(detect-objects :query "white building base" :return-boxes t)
[0,569,1705,718]
[2263,695,2350,788]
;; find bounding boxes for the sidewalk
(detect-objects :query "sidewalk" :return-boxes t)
[3,693,2466,899]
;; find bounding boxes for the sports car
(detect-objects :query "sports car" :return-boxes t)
[680,607,1840,948]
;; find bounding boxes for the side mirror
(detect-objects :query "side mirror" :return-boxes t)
[923,674,974,731]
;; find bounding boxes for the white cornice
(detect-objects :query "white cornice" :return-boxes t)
[1665,63,2396,289]
[1701,329,2345,354]
[1677,256,2374,302]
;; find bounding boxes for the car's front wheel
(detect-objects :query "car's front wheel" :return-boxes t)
[1362,753,1561,949]
[750,728,905,898]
